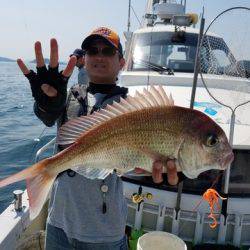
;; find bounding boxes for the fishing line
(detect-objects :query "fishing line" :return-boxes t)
[17,0,33,54]
[16,0,42,163]
[29,126,48,163]
[131,4,142,27]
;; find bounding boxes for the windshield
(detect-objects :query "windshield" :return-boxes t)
[128,31,237,74]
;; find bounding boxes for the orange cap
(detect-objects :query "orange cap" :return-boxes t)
[81,27,123,56]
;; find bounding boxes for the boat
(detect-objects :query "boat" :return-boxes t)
[0,0,250,249]
[120,0,250,249]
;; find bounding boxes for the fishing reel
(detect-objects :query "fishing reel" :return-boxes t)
[131,186,153,204]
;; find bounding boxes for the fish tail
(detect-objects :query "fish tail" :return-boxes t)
[0,158,57,220]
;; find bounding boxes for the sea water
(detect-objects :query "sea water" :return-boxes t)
[0,62,77,213]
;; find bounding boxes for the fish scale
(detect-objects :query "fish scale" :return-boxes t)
[69,111,182,172]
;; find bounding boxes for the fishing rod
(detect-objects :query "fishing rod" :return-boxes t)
[174,7,206,220]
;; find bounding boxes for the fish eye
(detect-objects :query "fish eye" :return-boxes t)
[206,134,219,147]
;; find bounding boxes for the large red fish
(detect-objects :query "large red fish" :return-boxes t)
[0,86,233,219]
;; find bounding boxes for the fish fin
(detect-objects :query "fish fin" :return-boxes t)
[0,159,56,220]
[114,168,128,177]
[0,159,50,188]
[71,166,113,180]
[182,170,199,179]
[57,85,174,145]
[140,148,171,164]
[125,168,152,177]
[26,172,56,220]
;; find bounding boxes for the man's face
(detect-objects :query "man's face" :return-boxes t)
[84,40,125,83]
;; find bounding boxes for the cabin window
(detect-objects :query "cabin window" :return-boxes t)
[130,31,198,73]
[129,31,237,75]
[200,35,240,76]
[211,50,231,68]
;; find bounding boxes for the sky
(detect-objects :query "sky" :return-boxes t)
[0,0,249,61]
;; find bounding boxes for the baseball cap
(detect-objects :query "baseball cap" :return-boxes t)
[81,27,123,57]
[70,48,85,59]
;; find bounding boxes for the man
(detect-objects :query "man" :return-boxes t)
[17,27,180,249]
[70,48,89,86]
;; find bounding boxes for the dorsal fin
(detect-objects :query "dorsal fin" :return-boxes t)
[57,85,174,145]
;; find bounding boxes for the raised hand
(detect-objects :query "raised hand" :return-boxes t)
[17,38,77,114]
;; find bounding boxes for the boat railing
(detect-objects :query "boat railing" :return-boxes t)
[35,137,57,163]
[0,138,57,249]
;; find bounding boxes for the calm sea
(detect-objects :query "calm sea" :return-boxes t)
[0,62,77,213]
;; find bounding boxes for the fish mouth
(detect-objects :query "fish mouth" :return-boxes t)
[221,151,234,169]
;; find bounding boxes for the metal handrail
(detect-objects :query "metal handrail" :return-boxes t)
[35,137,56,163]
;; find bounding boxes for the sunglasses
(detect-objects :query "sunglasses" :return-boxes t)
[85,46,117,57]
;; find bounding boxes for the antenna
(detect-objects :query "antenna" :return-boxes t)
[127,0,131,32]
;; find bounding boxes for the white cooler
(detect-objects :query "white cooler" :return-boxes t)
[137,231,187,250]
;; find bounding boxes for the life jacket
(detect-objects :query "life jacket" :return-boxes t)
[58,83,128,177]
[60,83,128,124]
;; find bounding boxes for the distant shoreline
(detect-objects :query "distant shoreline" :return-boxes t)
[0,57,66,65]
[0,57,15,62]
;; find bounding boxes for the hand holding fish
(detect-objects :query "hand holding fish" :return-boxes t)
[17,38,76,115]
[136,160,179,185]
[152,160,178,185]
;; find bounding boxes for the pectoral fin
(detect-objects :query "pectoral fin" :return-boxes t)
[140,147,175,165]
[71,166,114,180]
[125,168,152,177]
[182,170,199,179]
